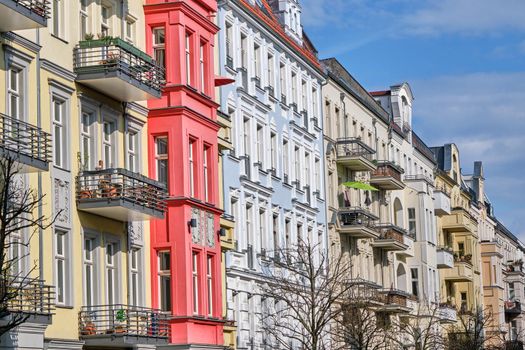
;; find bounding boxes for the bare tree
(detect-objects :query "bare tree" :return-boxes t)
[259,237,354,350]
[0,156,57,336]
[388,301,446,350]
[336,281,395,350]
[446,306,505,350]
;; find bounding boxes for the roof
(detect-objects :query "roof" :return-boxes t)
[235,0,321,72]
[370,90,391,97]
[320,58,390,125]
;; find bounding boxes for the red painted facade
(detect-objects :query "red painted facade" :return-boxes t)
[144,0,223,346]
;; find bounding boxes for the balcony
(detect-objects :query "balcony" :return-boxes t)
[74,38,164,101]
[0,113,51,172]
[370,161,405,190]
[505,300,522,319]
[76,168,167,221]
[1,276,55,325]
[0,0,49,32]
[79,304,170,347]
[437,246,454,268]
[434,190,451,216]
[404,174,434,192]
[439,303,457,323]
[336,207,379,239]
[377,289,413,314]
[442,253,474,282]
[372,224,409,251]
[442,208,476,234]
[335,138,376,172]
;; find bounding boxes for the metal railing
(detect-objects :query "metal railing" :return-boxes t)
[338,207,378,228]
[0,113,51,164]
[1,275,55,316]
[374,223,406,243]
[453,252,473,265]
[377,288,410,307]
[371,161,403,181]
[505,300,522,315]
[404,174,433,184]
[7,0,49,18]
[74,38,165,92]
[79,304,170,340]
[335,138,375,160]
[76,168,167,212]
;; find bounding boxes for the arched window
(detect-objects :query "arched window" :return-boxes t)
[396,264,407,292]
[393,198,403,227]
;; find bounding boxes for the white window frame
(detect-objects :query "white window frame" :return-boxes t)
[102,118,116,168]
[83,235,98,307]
[206,255,213,316]
[203,145,209,202]
[200,41,206,93]
[52,0,65,38]
[101,4,112,37]
[192,252,199,315]
[125,15,136,43]
[54,229,69,306]
[129,247,141,306]
[105,241,119,305]
[153,27,166,68]
[7,67,23,120]
[126,129,139,173]
[155,136,168,187]
[185,32,192,86]
[79,0,89,40]
[52,97,66,169]
[189,139,195,197]
[158,251,171,312]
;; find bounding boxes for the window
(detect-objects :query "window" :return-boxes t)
[55,229,68,305]
[9,220,22,276]
[80,112,94,170]
[254,44,261,79]
[301,80,307,110]
[314,158,320,193]
[246,204,253,247]
[153,28,165,68]
[101,5,111,36]
[127,130,138,172]
[283,139,289,181]
[203,145,211,202]
[189,139,196,197]
[410,268,419,297]
[458,242,465,257]
[279,63,286,98]
[106,242,117,305]
[270,132,277,171]
[192,252,199,314]
[408,208,416,237]
[185,32,192,86]
[207,256,213,316]
[8,67,23,120]
[243,118,250,156]
[294,146,300,185]
[285,219,291,250]
[256,124,264,166]
[52,98,66,168]
[155,137,168,187]
[158,251,171,311]
[200,42,206,93]
[259,210,266,252]
[102,120,115,168]
[52,0,63,37]
[241,34,248,68]
[267,54,274,87]
[509,282,515,301]
[130,248,140,306]
[460,292,467,310]
[304,152,310,186]
[312,88,318,119]
[273,214,279,254]
[511,320,518,341]
[291,72,297,104]
[125,17,135,43]
[80,0,89,39]
[84,237,96,307]
[225,23,233,60]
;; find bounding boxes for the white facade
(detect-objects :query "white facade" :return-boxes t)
[218,0,326,348]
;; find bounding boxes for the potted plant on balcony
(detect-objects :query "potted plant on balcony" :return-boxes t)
[80,313,97,336]
[113,308,127,334]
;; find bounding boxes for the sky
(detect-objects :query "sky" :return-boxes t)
[299,0,525,238]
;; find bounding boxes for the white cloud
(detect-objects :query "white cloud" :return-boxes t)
[411,72,525,236]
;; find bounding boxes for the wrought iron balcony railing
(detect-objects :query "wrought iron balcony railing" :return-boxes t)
[76,168,167,221]
[1,275,55,321]
[74,38,165,100]
[0,0,49,31]
[338,207,378,228]
[0,112,51,171]
[335,137,375,160]
[79,304,170,343]
[505,300,521,316]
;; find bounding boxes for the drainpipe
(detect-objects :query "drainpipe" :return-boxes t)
[36,28,44,279]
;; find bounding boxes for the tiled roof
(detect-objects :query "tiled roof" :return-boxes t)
[369,90,391,96]
[236,0,321,71]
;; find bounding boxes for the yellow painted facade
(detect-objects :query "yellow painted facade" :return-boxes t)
[0,1,163,349]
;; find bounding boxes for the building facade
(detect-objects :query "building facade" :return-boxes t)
[217,0,327,348]
[144,0,226,348]
[0,1,168,349]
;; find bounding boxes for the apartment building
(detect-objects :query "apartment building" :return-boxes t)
[432,144,483,333]
[217,0,327,347]
[0,1,168,349]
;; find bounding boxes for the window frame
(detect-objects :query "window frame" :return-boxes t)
[152,27,166,68]
[155,136,169,188]
[158,250,172,312]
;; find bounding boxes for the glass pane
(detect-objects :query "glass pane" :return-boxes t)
[158,159,168,185]
[131,250,137,269]
[56,233,63,255]
[154,28,165,44]
[107,270,113,305]
[159,251,170,271]
[57,260,64,303]
[54,125,61,166]
[10,96,18,119]
[156,138,168,155]
[131,274,137,306]
[84,239,91,260]
[85,265,92,306]
[54,101,61,122]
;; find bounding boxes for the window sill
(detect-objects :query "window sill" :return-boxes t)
[55,304,74,310]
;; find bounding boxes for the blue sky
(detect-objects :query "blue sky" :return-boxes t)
[300,0,525,238]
